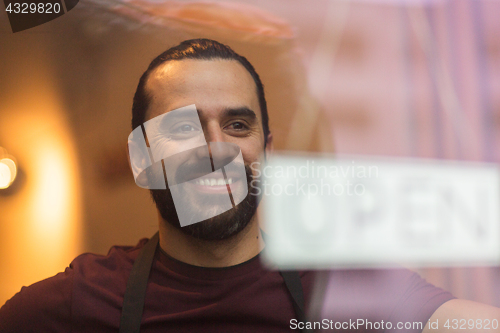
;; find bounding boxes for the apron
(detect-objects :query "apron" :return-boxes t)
[118,232,307,333]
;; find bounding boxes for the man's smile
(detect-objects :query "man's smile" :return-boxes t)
[193,177,233,186]
[186,175,245,195]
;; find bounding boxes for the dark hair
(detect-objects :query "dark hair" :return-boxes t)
[131,38,270,147]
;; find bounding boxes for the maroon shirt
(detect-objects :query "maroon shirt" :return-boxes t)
[0,237,453,332]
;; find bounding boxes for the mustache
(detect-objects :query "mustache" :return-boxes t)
[159,144,245,186]
[172,159,249,185]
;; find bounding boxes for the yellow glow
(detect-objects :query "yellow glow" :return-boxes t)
[1,158,17,180]
[0,162,11,189]
[0,50,83,305]
[0,158,17,189]
[32,145,72,243]
[0,114,83,304]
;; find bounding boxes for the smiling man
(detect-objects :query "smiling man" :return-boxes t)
[1,38,500,333]
[132,41,271,266]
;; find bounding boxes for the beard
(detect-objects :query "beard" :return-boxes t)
[150,164,259,241]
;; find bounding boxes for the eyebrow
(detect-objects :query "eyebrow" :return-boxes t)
[220,107,258,120]
[156,109,199,128]
[157,106,258,127]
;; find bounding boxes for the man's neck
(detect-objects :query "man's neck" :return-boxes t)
[158,214,265,268]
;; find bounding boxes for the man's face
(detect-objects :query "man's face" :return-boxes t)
[144,59,270,240]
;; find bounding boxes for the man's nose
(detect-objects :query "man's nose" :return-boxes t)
[192,122,223,163]
[202,123,239,170]
[203,122,224,143]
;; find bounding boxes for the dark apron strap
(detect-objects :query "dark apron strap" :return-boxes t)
[280,270,305,323]
[265,230,307,332]
[119,232,306,333]
[119,232,159,333]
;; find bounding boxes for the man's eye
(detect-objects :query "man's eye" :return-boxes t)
[176,124,196,132]
[172,123,199,133]
[167,123,201,140]
[227,122,248,131]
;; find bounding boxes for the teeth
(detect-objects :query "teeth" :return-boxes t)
[195,178,231,186]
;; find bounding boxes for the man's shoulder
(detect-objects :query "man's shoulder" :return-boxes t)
[0,237,153,332]
[317,267,454,331]
[321,267,452,302]
[67,236,152,292]
[70,237,149,273]
[1,237,151,309]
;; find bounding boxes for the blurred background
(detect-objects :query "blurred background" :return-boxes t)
[1,0,500,307]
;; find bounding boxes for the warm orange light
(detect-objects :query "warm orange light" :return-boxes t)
[0,162,11,189]
[0,37,84,306]
[0,157,17,189]
[31,144,73,243]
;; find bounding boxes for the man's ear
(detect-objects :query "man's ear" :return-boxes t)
[264,132,273,159]
[127,140,151,188]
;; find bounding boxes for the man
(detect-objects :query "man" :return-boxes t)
[0,38,499,333]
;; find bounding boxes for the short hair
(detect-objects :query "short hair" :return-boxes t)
[131,38,270,147]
